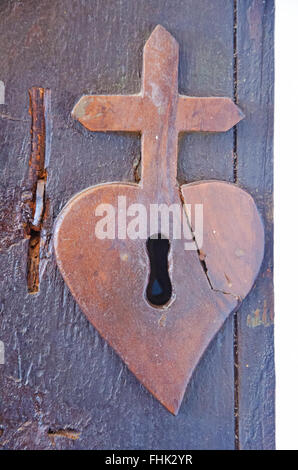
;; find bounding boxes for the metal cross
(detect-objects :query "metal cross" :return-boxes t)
[72,25,243,192]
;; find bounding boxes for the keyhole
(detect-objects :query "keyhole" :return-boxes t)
[146,234,172,307]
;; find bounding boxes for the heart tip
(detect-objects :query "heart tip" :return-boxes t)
[162,398,182,416]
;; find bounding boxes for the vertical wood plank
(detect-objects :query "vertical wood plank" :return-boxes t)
[0,0,238,449]
[236,0,275,449]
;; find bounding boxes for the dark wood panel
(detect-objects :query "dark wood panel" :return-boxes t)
[236,0,275,450]
[0,0,236,450]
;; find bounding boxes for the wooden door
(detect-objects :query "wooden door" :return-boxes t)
[0,0,274,450]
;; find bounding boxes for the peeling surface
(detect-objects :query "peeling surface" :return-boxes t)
[27,87,51,294]
[48,428,81,446]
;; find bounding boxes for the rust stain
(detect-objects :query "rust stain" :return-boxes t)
[247,0,263,43]
[26,87,51,294]
[247,299,273,328]
[47,428,81,446]
[25,24,44,47]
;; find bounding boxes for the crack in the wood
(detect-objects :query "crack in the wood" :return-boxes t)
[26,87,51,294]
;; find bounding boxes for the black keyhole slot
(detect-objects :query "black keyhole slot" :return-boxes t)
[146,234,172,307]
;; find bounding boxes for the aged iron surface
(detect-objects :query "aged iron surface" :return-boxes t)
[53,25,264,415]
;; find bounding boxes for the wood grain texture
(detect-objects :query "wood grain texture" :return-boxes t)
[236,0,275,450]
[0,0,274,449]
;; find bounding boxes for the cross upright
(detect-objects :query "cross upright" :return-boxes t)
[72,25,243,194]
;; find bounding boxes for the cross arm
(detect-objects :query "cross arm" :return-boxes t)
[72,94,144,132]
[176,96,244,133]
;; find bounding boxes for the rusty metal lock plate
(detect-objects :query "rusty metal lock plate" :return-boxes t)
[54,26,264,414]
